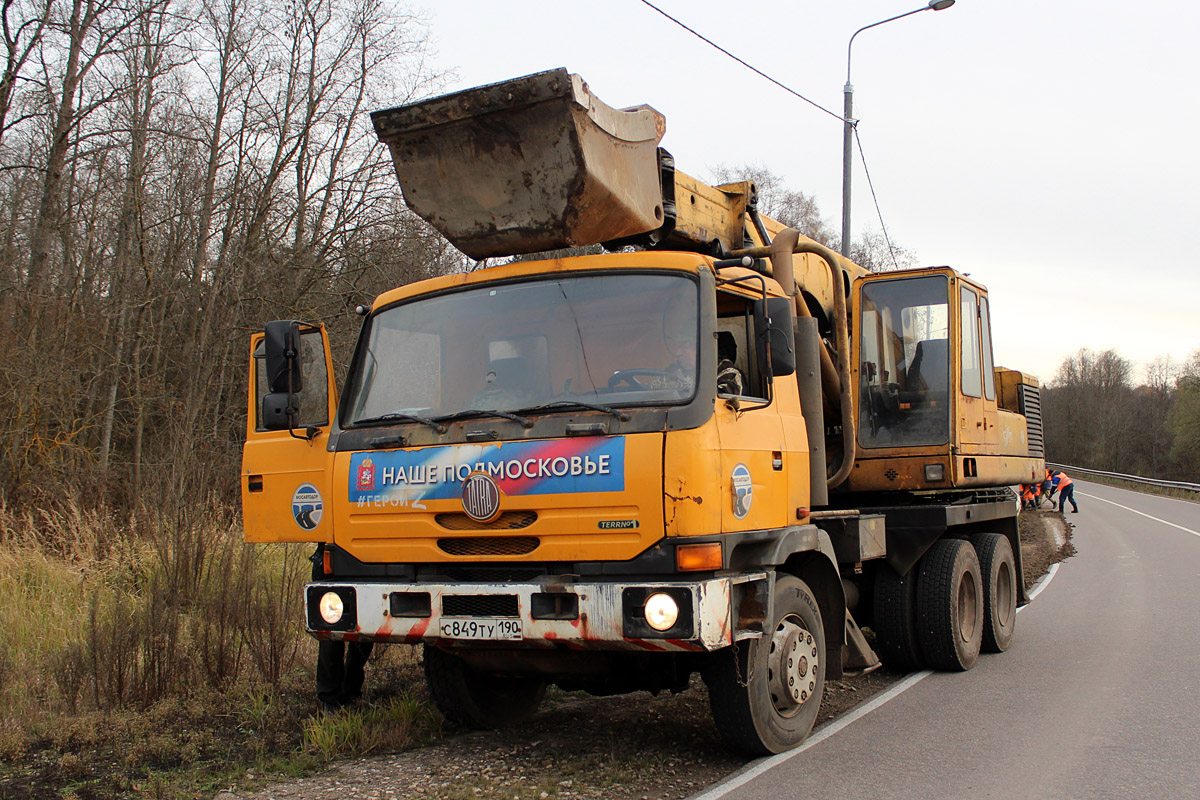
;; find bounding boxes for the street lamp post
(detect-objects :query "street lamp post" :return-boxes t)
[841,0,955,258]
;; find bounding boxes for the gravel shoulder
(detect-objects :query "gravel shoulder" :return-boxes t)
[221,511,1071,800]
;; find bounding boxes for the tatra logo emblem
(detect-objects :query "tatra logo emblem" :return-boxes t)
[461,471,501,522]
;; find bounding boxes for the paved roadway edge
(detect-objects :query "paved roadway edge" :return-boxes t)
[687,562,1063,800]
[1078,492,1199,538]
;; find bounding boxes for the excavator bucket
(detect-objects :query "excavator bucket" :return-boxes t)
[371,69,667,259]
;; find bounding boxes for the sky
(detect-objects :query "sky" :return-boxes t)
[408,0,1200,385]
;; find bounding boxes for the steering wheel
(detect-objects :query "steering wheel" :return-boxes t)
[608,369,672,390]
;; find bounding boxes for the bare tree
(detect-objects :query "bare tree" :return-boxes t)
[709,162,837,247]
[0,0,51,148]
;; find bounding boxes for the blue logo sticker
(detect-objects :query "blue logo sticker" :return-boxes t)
[731,463,752,519]
[292,483,323,530]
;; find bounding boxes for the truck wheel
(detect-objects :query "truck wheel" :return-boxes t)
[873,564,925,672]
[705,575,825,755]
[916,539,984,671]
[969,533,1017,653]
[423,645,545,729]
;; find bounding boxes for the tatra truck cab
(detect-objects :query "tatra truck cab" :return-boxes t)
[242,70,1044,754]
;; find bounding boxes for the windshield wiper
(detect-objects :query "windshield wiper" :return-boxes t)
[514,400,630,422]
[354,412,447,433]
[433,408,534,429]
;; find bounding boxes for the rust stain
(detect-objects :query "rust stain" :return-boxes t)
[578,611,595,640]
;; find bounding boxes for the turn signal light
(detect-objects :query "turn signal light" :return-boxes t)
[676,542,722,572]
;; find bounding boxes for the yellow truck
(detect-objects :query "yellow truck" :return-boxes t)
[241,69,1045,754]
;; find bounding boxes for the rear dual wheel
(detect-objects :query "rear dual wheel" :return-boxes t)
[873,562,924,672]
[916,538,984,671]
[970,532,1018,653]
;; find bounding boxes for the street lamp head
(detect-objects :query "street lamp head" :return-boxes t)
[928,0,955,9]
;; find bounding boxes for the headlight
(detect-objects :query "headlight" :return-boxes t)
[318,591,345,624]
[644,592,679,631]
[925,463,945,482]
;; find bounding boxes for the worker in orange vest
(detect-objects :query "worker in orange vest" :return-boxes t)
[1052,471,1078,513]
[1020,483,1036,510]
[1039,468,1054,508]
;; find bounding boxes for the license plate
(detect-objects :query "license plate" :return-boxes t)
[438,617,523,641]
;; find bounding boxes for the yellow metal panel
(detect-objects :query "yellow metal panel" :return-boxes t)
[996,367,1037,413]
[715,401,789,532]
[369,250,708,312]
[953,455,1045,487]
[844,453,952,493]
[668,171,748,254]
[662,418,723,537]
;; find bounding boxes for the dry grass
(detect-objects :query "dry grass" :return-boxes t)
[0,501,439,798]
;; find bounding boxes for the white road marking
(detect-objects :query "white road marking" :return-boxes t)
[690,563,1061,800]
[1079,493,1200,539]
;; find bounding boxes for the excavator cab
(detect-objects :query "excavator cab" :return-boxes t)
[846,267,1041,492]
[856,272,951,448]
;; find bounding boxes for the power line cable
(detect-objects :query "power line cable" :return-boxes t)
[853,127,900,271]
[638,0,844,123]
[639,0,905,265]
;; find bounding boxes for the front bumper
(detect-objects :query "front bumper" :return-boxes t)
[305,574,764,653]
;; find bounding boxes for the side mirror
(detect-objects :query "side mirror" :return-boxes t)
[262,320,303,432]
[755,298,796,377]
[264,320,303,393]
[261,392,295,430]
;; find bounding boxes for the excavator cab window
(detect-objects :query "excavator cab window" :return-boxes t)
[858,275,950,448]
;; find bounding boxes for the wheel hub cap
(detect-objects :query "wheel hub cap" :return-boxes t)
[768,616,819,717]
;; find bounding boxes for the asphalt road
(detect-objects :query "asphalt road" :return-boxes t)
[692,480,1200,800]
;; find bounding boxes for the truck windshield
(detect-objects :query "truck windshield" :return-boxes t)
[858,275,951,448]
[344,273,699,426]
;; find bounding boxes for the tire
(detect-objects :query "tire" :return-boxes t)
[916,538,984,671]
[423,645,546,729]
[969,533,1017,653]
[705,575,825,755]
[872,564,925,672]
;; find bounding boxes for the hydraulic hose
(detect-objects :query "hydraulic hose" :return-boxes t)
[728,232,856,490]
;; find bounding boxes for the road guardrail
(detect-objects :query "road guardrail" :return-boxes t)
[1046,463,1200,495]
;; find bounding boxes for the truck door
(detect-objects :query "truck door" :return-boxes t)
[713,291,792,532]
[241,324,338,543]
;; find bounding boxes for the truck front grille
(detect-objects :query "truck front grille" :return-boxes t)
[437,536,540,556]
[442,594,519,617]
[435,511,538,530]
